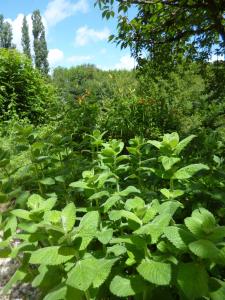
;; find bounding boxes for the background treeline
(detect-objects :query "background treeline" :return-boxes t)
[52,61,225,138]
[51,60,225,159]
[0,47,225,159]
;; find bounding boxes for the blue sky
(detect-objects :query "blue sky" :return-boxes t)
[2,0,136,71]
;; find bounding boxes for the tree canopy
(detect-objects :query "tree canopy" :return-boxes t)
[95,0,225,60]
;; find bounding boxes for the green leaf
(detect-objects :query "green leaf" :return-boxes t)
[88,190,109,200]
[125,197,145,211]
[107,245,127,256]
[67,256,96,291]
[96,170,113,188]
[120,210,142,225]
[164,226,194,251]
[32,265,48,287]
[162,132,179,148]
[175,135,196,155]
[142,200,160,224]
[96,228,113,244]
[137,259,171,285]
[158,200,182,215]
[27,194,56,212]
[43,283,67,300]
[61,202,76,233]
[101,147,116,157]
[208,226,225,242]
[102,194,121,212]
[66,287,83,300]
[209,278,225,300]
[192,208,216,231]
[185,208,216,237]
[2,267,27,294]
[39,177,55,185]
[110,275,146,297]
[119,186,141,197]
[69,180,92,190]
[29,246,76,265]
[4,215,17,235]
[173,164,209,179]
[27,194,44,210]
[177,263,209,299]
[148,140,161,149]
[93,258,118,288]
[135,213,172,243]
[189,239,220,260]
[76,211,99,250]
[55,176,65,183]
[109,210,142,225]
[11,209,31,220]
[160,188,184,199]
[44,210,61,224]
[109,210,122,221]
[160,156,180,171]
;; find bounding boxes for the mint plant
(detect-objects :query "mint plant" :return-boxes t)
[0,132,224,299]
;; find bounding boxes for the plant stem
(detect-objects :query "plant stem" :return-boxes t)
[170,178,174,191]
[84,289,91,300]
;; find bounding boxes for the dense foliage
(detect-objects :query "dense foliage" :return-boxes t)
[0,49,57,123]
[0,127,225,299]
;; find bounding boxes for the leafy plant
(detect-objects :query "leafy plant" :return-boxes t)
[1,131,224,299]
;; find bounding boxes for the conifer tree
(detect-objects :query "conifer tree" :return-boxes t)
[21,16,31,59]
[32,10,49,74]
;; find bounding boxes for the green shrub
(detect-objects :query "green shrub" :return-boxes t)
[0,48,57,123]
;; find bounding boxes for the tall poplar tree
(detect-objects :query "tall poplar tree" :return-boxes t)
[21,16,31,59]
[0,14,14,49]
[32,10,49,75]
[0,15,3,47]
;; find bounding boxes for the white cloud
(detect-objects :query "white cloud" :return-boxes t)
[114,55,136,70]
[48,48,64,67]
[75,26,110,46]
[100,48,107,54]
[67,55,93,63]
[44,0,88,27]
[98,55,136,71]
[209,53,224,62]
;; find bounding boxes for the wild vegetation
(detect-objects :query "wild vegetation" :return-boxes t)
[0,1,225,299]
